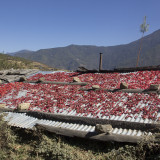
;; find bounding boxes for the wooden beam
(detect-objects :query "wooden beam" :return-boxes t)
[24,81,88,86]
[79,88,159,94]
[0,108,14,113]
[26,111,160,133]
[35,123,142,143]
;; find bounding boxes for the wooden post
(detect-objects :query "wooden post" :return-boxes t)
[99,53,103,71]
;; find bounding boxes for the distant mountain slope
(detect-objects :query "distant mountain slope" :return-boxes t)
[8,50,34,56]
[0,53,54,70]
[11,29,160,70]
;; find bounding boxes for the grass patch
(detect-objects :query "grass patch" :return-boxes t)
[0,53,54,70]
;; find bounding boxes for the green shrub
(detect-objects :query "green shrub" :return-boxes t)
[0,114,159,160]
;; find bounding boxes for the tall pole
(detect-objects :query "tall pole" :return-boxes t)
[136,16,149,67]
[136,32,144,67]
[99,53,103,71]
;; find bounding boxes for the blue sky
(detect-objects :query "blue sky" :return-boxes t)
[0,0,160,52]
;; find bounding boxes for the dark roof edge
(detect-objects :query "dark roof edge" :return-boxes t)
[77,66,160,73]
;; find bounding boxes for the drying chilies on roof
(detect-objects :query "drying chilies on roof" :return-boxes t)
[0,69,160,143]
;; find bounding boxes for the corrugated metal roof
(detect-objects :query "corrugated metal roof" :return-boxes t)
[1,91,160,124]
[1,112,152,137]
[1,88,159,124]
[0,70,160,142]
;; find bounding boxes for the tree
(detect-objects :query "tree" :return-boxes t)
[136,16,149,67]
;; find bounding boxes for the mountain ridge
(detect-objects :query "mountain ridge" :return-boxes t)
[10,29,160,70]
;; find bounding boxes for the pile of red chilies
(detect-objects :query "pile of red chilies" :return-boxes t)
[0,71,160,120]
